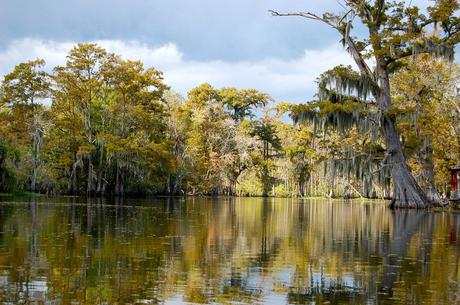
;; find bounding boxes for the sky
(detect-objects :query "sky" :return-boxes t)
[0,0,457,103]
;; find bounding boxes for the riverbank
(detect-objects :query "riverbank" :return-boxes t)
[0,191,43,197]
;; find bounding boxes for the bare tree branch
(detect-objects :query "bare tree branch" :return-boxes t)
[342,23,376,84]
[338,9,354,24]
[270,8,379,92]
[344,0,372,21]
[269,10,339,29]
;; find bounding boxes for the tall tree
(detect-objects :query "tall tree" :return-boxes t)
[250,116,282,196]
[1,59,50,192]
[271,0,460,208]
[50,45,170,195]
[102,58,170,195]
[182,83,238,194]
[52,44,114,195]
[163,91,189,194]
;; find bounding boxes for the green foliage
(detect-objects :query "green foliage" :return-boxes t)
[1,24,458,200]
[274,0,459,206]
[391,54,460,192]
[0,142,21,192]
[1,59,50,107]
[219,87,271,120]
[1,58,51,192]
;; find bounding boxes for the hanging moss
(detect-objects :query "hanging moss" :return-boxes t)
[317,65,371,102]
[290,65,390,198]
[413,39,455,62]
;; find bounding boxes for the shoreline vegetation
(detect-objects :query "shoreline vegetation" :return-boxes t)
[0,43,458,204]
[0,191,43,197]
[0,1,459,207]
[0,192,373,200]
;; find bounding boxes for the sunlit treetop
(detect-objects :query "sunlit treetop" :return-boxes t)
[185,83,219,108]
[1,59,50,107]
[219,88,272,121]
[109,59,169,108]
[185,83,271,120]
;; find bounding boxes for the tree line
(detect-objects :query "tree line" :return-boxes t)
[0,43,297,196]
[0,43,458,201]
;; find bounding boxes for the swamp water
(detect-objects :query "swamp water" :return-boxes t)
[0,197,458,305]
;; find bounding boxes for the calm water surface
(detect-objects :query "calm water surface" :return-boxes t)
[0,197,458,305]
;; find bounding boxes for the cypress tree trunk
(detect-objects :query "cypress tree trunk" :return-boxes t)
[96,166,107,195]
[30,116,42,193]
[68,152,78,195]
[377,64,431,209]
[419,138,445,205]
[87,156,93,196]
[262,141,270,197]
[167,175,172,195]
[381,115,430,208]
[0,149,6,192]
[96,147,107,196]
[114,160,124,196]
[298,179,305,197]
[173,176,181,195]
[30,137,38,192]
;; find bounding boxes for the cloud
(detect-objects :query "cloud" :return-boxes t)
[0,0,353,61]
[0,38,356,103]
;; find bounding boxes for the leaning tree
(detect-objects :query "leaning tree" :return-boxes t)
[271,0,460,208]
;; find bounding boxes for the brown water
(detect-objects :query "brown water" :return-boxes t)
[0,197,458,305]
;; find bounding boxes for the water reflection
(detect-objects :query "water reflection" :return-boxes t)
[0,197,458,304]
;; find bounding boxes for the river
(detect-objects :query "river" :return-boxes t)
[0,196,458,304]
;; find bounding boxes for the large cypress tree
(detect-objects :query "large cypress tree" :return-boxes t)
[271,0,460,208]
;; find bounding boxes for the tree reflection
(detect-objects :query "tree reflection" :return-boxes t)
[0,197,457,304]
[380,211,434,295]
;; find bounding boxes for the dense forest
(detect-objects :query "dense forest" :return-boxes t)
[0,1,459,206]
[0,44,458,199]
